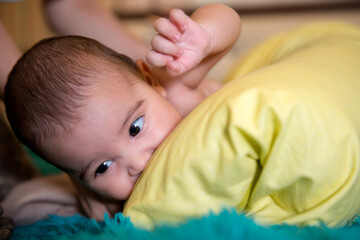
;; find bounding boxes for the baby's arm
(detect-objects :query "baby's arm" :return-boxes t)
[147,4,241,89]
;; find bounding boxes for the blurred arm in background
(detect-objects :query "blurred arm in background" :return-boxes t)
[44,0,150,60]
[0,21,21,100]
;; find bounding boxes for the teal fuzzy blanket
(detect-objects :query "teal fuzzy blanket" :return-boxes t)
[11,209,360,240]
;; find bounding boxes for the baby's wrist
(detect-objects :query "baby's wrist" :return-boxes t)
[198,24,213,59]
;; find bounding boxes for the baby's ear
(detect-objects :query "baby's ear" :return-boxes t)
[135,59,167,97]
[135,59,156,85]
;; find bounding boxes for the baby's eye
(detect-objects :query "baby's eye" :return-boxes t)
[95,160,112,176]
[129,116,144,137]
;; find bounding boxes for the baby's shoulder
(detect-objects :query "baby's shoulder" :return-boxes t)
[166,77,223,116]
[198,77,223,97]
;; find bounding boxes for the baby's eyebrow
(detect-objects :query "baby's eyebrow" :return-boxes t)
[121,99,144,133]
[79,162,90,181]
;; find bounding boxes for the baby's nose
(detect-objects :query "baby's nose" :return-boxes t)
[128,152,152,176]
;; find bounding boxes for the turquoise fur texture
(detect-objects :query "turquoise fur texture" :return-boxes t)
[11,209,360,240]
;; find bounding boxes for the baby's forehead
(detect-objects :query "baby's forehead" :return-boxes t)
[83,72,139,104]
[100,60,143,82]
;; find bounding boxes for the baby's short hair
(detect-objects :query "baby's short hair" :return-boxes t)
[5,35,142,160]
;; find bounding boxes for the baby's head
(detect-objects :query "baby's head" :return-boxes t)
[5,36,182,200]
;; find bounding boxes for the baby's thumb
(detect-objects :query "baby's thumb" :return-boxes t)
[167,62,185,77]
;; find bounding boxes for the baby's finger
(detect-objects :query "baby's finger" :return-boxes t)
[169,8,190,32]
[151,35,182,57]
[146,50,173,67]
[166,62,187,78]
[154,17,182,42]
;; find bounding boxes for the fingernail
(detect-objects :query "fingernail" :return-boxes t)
[176,48,183,57]
[173,33,181,42]
[167,56,174,63]
[181,24,188,32]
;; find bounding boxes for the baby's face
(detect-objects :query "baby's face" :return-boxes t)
[50,72,182,200]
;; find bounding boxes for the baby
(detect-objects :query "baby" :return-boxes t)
[4,4,241,218]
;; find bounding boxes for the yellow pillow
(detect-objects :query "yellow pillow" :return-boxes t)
[124,22,360,229]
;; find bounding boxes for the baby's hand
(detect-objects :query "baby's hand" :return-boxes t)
[147,9,211,77]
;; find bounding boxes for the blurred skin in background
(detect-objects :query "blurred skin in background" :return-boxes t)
[0,21,21,99]
[44,0,151,60]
